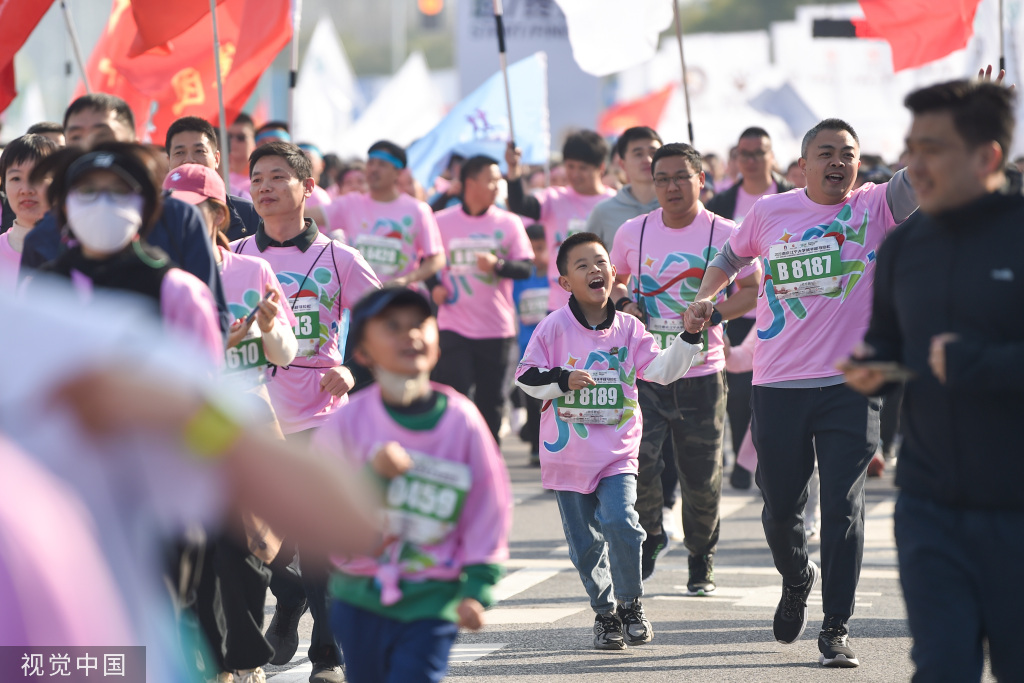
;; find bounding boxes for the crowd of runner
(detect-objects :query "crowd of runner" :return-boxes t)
[0,65,1020,683]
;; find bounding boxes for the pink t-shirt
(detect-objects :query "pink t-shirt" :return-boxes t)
[728,184,897,385]
[610,206,752,377]
[229,171,252,201]
[514,305,665,493]
[734,182,776,224]
[324,192,443,284]
[0,233,20,290]
[536,185,617,310]
[435,205,534,340]
[312,383,511,583]
[159,269,224,366]
[218,247,297,382]
[234,231,382,433]
[307,184,332,209]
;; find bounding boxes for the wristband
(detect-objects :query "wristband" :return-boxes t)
[615,297,632,311]
[182,400,242,460]
[494,258,506,274]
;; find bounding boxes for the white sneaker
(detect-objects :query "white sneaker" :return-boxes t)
[509,407,527,435]
[233,669,265,683]
[662,507,684,542]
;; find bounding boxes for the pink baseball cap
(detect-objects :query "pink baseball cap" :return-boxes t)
[163,163,227,205]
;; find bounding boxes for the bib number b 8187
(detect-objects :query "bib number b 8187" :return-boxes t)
[767,236,841,300]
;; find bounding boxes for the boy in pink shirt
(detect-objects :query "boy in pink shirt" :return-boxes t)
[686,118,917,668]
[515,232,699,650]
[506,130,617,311]
[314,287,511,683]
[430,155,535,442]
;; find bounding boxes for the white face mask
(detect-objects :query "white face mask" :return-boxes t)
[66,191,144,255]
[375,367,431,406]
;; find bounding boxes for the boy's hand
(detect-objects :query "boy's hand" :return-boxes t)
[684,299,714,334]
[567,370,595,391]
[431,285,449,307]
[476,252,498,273]
[371,441,413,479]
[456,597,485,631]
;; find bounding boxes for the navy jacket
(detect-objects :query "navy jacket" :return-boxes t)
[226,194,261,242]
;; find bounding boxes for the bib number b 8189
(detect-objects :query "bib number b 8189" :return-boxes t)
[556,369,624,425]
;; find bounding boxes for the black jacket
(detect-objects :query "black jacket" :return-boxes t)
[705,172,794,220]
[864,191,1024,510]
[225,194,261,242]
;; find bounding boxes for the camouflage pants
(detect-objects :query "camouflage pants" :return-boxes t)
[635,371,726,556]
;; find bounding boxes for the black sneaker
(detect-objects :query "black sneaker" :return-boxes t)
[641,530,669,580]
[818,615,860,668]
[593,612,626,650]
[686,553,716,595]
[730,465,752,490]
[616,599,653,646]
[264,599,308,665]
[773,560,819,644]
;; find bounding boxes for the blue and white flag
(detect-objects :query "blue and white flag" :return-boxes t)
[408,52,550,188]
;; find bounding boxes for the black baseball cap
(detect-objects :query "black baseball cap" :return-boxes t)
[349,286,433,347]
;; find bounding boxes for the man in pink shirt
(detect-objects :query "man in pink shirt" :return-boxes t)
[610,143,760,590]
[505,130,617,312]
[430,155,535,442]
[706,127,795,490]
[318,140,445,288]
[233,140,381,683]
[686,118,917,668]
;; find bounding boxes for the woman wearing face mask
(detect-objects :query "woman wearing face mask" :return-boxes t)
[37,143,223,363]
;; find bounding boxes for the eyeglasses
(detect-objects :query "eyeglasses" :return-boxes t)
[653,173,697,188]
[738,150,768,161]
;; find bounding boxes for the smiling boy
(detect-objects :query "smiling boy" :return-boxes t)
[515,232,700,650]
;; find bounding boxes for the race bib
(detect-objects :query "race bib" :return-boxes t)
[291,296,321,357]
[518,287,550,326]
[355,234,403,277]
[224,327,269,377]
[384,452,471,547]
[556,369,625,425]
[648,317,708,366]
[448,236,499,275]
[767,237,842,300]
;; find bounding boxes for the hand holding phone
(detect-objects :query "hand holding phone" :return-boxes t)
[244,290,275,327]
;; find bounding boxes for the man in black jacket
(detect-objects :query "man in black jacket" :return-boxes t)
[843,77,1023,682]
[706,127,794,489]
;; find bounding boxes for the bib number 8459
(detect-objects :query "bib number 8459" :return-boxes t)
[387,477,460,522]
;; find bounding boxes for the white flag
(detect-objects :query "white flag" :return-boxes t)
[293,15,363,152]
[336,52,444,157]
[553,0,673,76]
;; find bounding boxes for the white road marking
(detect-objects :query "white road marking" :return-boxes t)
[450,643,508,664]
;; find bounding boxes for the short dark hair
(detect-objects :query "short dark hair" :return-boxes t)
[562,130,608,167]
[368,140,407,169]
[256,120,290,135]
[26,122,64,136]
[556,231,606,276]
[0,134,60,192]
[63,94,134,134]
[615,126,662,159]
[335,160,366,185]
[650,142,703,176]
[904,80,1015,161]
[525,223,545,241]
[739,126,771,141]
[801,118,859,158]
[248,141,312,180]
[459,154,499,185]
[232,112,255,130]
[165,116,219,152]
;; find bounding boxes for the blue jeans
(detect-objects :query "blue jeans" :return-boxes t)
[329,601,459,683]
[895,492,1024,683]
[554,473,645,614]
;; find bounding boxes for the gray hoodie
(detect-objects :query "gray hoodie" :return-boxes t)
[584,185,661,250]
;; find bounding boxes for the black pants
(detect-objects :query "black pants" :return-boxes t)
[725,317,755,458]
[195,534,274,672]
[520,389,542,455]
[431,331,514,443]
[751,384,880,619]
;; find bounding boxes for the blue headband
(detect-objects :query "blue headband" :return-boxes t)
[255,128,291,144]
[297,143,322,157]
[368,149,405,170]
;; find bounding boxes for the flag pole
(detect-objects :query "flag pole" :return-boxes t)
[493,0,516,146]
[999,0,1005,72]
[671,0,694,145]
[288,0,303,132]
[209,0,230,187]
[60,0,92,94]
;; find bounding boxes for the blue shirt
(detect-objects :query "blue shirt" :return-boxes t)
[512,266,549,358]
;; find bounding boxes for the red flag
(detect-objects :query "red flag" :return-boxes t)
[127,0,231,57]
[597,84,674,138]
[857,0,983,71]
[0,0,56,113]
